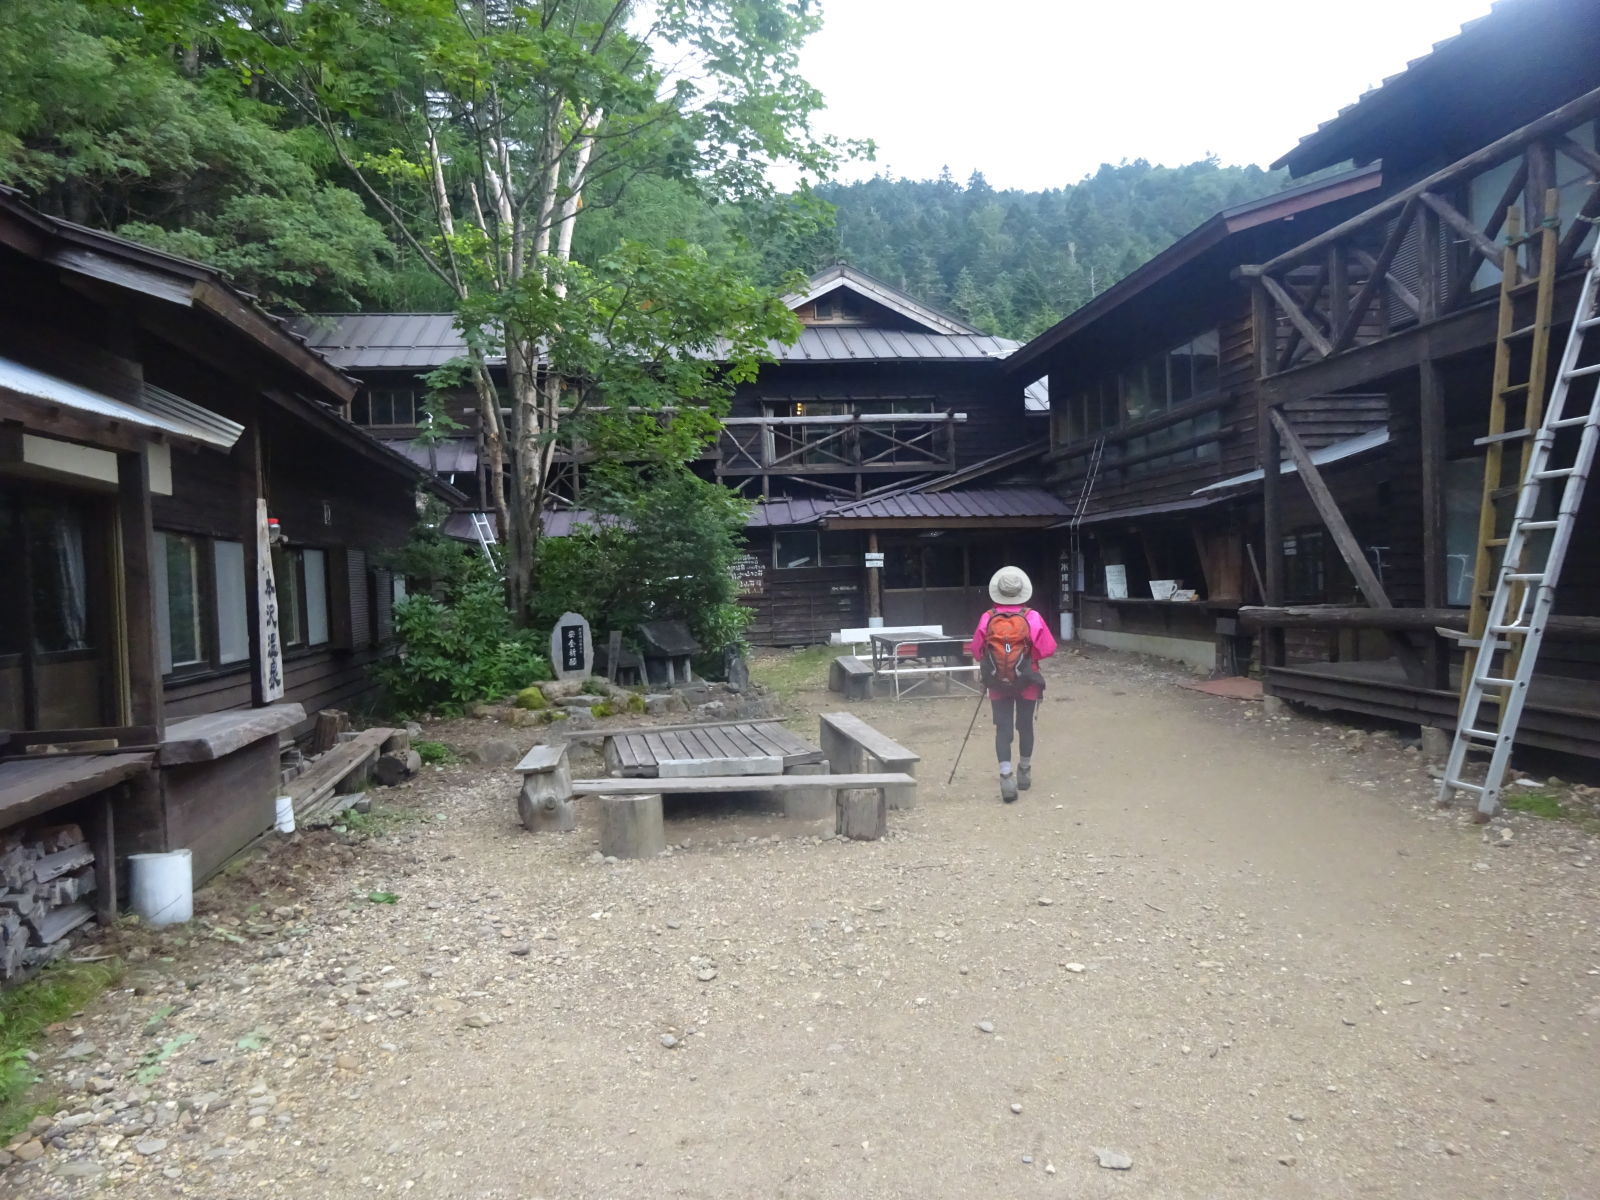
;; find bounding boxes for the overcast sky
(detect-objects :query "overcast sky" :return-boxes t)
[797,0,1497,190]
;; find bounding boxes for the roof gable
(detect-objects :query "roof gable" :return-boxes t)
[783,265,980,336]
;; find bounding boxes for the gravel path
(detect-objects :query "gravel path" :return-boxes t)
[6,647,1600,1199]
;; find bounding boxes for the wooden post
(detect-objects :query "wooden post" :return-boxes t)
[87,789,118,924]
[117,449,164,739]
[836,788,887,841]
[518,746,576,834]
[1417,203,1440,323]
[599,794,665,858]
[237,417,268,706]
[1253,282,1287,670]
[605,630,622,682]
[866,531,882,621]
[1419,361,1451,690]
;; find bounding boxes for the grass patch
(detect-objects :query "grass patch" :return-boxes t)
[0,959,124,1139]
[1502,788,1567,819]
[340,802,427,839]
[413,740,459,766]
[752,645,837,700]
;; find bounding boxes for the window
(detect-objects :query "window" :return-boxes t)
[273,545,304,649]
[769,531,858,570]
[352,388,423,426]
[163,534,206,669]
[213,541,249,664]
[1283,530,1327,604]
[1058,329,1223,449]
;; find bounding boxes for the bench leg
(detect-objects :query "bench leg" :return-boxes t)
[519,774,576,833]
[599,794,666,858]
[836,787,887,841]
[780,761,833,820]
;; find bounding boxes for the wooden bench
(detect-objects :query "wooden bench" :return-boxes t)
[516,743,575,833]
[819,712,920,810]
[828,655,874,700]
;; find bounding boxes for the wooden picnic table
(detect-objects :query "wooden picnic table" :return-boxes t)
[602,720,824,778]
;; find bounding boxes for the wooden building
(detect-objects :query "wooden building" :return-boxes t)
[0,190,448,902]
[1240,0,1600,758]
[302,266,1056,646]
[1005,170,1387,671]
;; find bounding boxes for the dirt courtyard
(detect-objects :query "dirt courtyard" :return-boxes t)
[8,646,1600,1199]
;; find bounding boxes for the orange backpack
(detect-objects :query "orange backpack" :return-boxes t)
[980,608,1041,695]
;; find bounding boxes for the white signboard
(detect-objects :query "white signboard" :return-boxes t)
[550,611,594,681]
[1104,564,1128,600]
[255,499,285,701]
[864,551,885,568]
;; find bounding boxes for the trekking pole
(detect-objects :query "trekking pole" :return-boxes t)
[947,687,988,785]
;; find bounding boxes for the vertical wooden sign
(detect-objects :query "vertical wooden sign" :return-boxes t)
[255,498,285,702]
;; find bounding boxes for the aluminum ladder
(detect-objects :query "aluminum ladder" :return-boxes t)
[469,510,502,575]
[1438,256,1600,817]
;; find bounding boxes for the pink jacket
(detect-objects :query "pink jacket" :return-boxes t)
[966,605,1058,701]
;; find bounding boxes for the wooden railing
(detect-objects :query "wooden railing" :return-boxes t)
[1244,86,1600,376]
[716,412,966,475]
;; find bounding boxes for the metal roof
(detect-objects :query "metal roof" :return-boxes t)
[290,313,482,370]
[1,356,242,450]
[823,487,1072,523]
[1193,427,1391,494]
[381,437,478,474]
[782,264,981,336]
[746,496,839,527]
[710,327,1023,365]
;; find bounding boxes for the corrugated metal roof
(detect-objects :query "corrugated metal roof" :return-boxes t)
[746,497,837,528]
[824,487,1071,522]
[290,313,481,370]
[1193,427,1391,494]
[381,437,478,474]
[1,356,242,450]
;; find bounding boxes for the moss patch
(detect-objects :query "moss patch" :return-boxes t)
[514,687,548,711]
[1502,788,1566,819]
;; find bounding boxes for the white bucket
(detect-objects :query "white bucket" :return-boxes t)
[275,795,296,834]
[128,850,193,926]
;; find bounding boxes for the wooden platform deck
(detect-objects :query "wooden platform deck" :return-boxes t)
[1267,660,1600,758]
[0,753,153,830]
[603,721,824,778]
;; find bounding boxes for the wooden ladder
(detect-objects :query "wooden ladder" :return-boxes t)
[1457,200,1560,708]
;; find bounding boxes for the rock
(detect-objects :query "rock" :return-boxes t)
[56,1161,105,1178]
[404,721,424,738]
[335,1054,359,1071]
[562,712,597,732]
[59,1040,97,1061]
[1278,1155,1297,1167]
[469,703,499,720]
[372,753,415,787]
[463,1013,491,1029]
[1289,1111,1308,1122]
[508,944,532,957]
[645,693,687,716]
[468,739,520,766]
[515,687,548,711]
[12,1140,44,1163]
[1063,962,1087,974]
[1009,1103,1023,1115]
[1095,1148,1133,1170]
[539,680,583,702]
[1044,1162,1056,1175]
[509,709,543,729]
[659,1034,680,1049]
[1037,898,1054,907]
[86,1076,115,1095]
[134,1137,167,1156]
[976,1020,995,1034]
[696,967,718,982]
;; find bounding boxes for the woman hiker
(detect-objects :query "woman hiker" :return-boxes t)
[965,566,1058,803]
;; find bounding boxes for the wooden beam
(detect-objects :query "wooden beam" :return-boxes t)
[116,450,164,738]
[1334,199,1419,352]
[1351,248,1421,317]
[1267,408,1392,609]
[1258,85,1600,276]
[1259,273,1333,359]
[1418,191,1503,270]
[1445,159,1529,310]
[1254,282,1286,669]
[1240,605,1600,637]
[1417,361,1450,690]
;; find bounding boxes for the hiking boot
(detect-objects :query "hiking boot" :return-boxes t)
[1017,763,1032,791]
[1000,771,1018,803]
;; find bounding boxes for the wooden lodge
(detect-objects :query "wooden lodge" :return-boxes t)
[301,266,1060,646]
[1006,170,1388,672]
[1237,0,1600,759]
[0,189,450,927]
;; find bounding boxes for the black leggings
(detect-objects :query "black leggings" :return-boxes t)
[991,696,1037,763]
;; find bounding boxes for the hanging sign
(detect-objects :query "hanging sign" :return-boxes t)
[864,551,885,569]
[550,611,594,681]
[1104,564,1128,600]
[730,553,765,596]
[255,498,285,702]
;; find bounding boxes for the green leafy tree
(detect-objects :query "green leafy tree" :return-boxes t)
[179,0,862,622]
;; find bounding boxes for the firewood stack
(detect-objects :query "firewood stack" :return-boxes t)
[0,824,97,981]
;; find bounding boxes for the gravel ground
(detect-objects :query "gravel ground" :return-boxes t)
[5,646,1600,1199]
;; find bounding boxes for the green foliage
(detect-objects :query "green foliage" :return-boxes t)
[530,464,753,655]
[413,739,458,766]
[365,891,398,905]
[580,678,608,697]
[1502,789,1566,819]
[626,694,646,715]
[814,159,1288,339]
[133,1032,197,1084]
[0,960,123,1137]
[378,512,479,597]
[379,573,552,716]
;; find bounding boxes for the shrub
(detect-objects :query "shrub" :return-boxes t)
[413,740,459,765]
[379,573,551,716]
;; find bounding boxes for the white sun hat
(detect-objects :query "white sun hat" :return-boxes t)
[988,566,1033,605]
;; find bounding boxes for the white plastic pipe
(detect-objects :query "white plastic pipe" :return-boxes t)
[128,850,193,926]
[275,795,296,834]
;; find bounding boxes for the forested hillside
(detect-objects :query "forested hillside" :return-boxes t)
[815,162,1287,340]
[0,1,1286,337]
